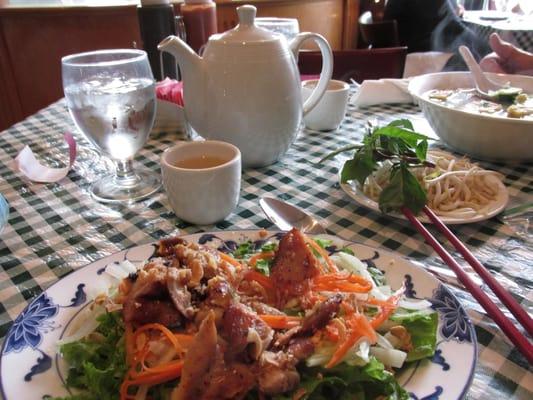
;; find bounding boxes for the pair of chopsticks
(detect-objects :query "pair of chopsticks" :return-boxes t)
[401,205,533,364]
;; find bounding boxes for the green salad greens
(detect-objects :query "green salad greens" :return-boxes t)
[271,358,409,400]
[51,312,127,400]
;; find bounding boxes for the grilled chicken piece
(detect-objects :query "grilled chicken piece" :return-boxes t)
[247,300,285,316]
[270,228,320,305]
[172,311,255,400]
[300,293,343,335]
[275,294,342,349]
[167,268,195,319]
[286,337,315,360]
[123,262,183,327]
[255,351,300,395]
[201,357,255,400]
[158,237,187,257]
[172,311,218,400]
[206,276,234,309]
[222,302,273,361]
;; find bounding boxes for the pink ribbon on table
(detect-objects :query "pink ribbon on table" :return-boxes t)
[13,133,77,183]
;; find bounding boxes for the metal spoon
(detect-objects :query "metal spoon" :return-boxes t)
[259,196,481,290]
[259,196,328,235]
[459,45,522,101]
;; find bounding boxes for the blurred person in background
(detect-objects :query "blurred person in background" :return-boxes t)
[384,0,491,69]
[480,33,533,75]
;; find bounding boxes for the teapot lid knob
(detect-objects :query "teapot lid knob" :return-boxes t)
[211,4,278,43]
[237,5,256,27]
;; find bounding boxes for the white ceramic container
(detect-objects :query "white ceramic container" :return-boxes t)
[409,71,533,162]
[161,140,241,225]
[302,79,350,131]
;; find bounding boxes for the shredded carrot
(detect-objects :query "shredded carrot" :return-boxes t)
[369,292,402,329]
[259,314,302,329]
[304,235,338,273]
[132,323,182,357]
[129,359,184,379]
[120,362,184,400]
[324,318,346,342]
[313,273,372,293]
[218,251,243,268]
[356,314,378,344]
[326,315,361,368]
[243,269,274,290]
[365,297,392,307]
[249,251,275,267]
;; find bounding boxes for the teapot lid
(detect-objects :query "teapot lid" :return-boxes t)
[211,5,279,44]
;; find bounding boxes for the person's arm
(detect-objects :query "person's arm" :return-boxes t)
[480,33,533,75]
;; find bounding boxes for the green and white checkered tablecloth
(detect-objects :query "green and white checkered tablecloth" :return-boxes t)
[0,99,531,398]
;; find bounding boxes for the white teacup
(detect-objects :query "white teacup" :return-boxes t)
[161,141,241,225]
[302,79,350,131]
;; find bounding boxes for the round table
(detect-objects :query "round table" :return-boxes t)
[462,10,533,53]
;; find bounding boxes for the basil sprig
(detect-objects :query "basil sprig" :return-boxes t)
[322,119,433,214]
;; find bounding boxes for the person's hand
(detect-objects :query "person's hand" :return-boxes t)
[479,33,533,75]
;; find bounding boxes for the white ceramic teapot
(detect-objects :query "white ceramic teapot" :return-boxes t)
[158,4,333,167]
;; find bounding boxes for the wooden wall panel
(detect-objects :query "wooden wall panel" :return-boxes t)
[0,19,23,130]
[216,0,352,51]
[0,6,141,130]
[0,0,360,131]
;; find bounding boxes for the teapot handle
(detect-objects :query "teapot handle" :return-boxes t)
[290,33,333,116]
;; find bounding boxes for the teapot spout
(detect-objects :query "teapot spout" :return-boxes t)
[158,35,203,85]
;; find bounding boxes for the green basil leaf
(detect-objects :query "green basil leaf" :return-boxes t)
[388,119,414,131]
[374,125,429,148]
[341,150,376,186]
[378,165,427,214]
[415,140,428,161]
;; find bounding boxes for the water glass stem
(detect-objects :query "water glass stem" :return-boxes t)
[114,159,138,186]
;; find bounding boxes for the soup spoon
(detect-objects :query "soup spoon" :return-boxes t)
[259,196,327,235]
[259,196,481,290]
[459,45,522,101]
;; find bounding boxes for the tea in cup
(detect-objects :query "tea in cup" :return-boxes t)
[302,79,350,131]
[161,141,241,225]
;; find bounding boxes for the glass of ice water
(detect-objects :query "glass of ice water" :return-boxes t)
[62,49,160,203]
[255,17,300,42]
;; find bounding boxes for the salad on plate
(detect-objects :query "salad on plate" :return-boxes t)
[52,229,439,400]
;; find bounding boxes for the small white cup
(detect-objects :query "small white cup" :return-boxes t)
[161,141,241,225]
[302,79,350,131]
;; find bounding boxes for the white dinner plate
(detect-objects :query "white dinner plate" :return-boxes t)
[0,230,477,400]
[340,178,509,225]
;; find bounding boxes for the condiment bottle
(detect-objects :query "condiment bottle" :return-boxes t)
[181,0,218,54]
[137,0,177,80]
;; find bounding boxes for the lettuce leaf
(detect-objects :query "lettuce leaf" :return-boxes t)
[274,357,409,400]
[390,309,438,362]
[52,311,127,400]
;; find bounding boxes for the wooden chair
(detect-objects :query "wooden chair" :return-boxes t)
[358,11,400,49]
[298,47,408,83]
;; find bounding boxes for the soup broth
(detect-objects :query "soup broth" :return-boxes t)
[424,88,533,119]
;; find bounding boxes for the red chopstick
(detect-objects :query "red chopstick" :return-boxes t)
[422,206,533,337]
[401,206,533,364]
